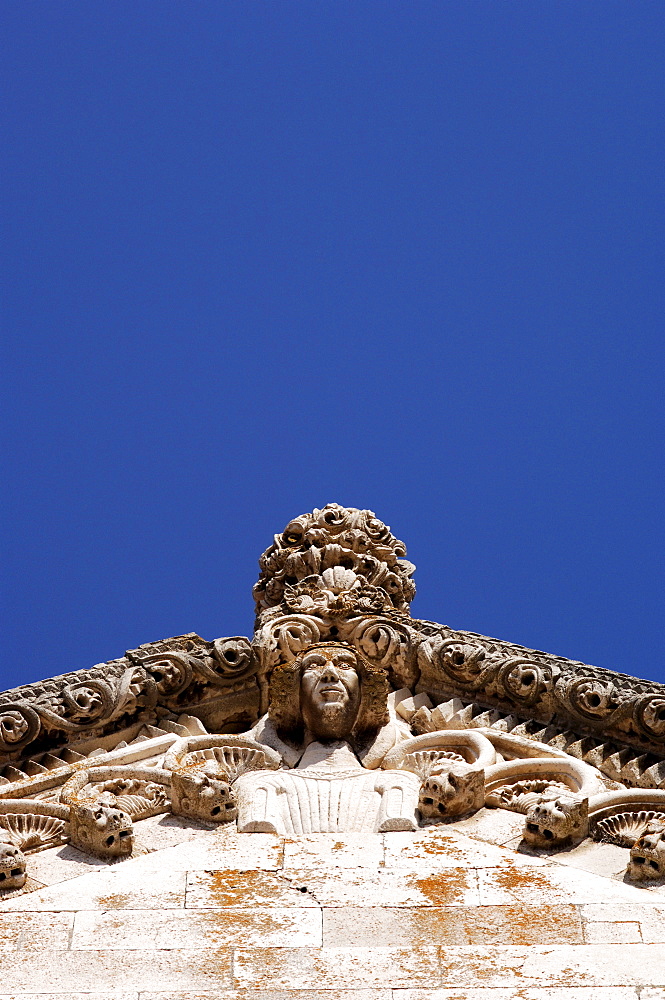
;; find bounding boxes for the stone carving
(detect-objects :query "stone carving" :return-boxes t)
[0,634,259,764]
[593,810,665,847]
[523,791,589,847]
[2,504,665,888]
[628,821,665,880]
[0,813,66,852]
[164,735,280,825]
[485,778,572,812]
[418,767,485,820]
[0,843,27,891]
[253,504,416,615]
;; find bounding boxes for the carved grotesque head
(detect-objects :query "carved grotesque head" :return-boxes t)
[523,791,588,848]
[627,822,665,880]
[0,842,27,890]
[268,641,389,747]
[171,765,237,823]
[418,766,485,820]
[69,796,134,858]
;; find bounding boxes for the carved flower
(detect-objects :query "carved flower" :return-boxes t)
[316,504,349,534]
[570,678,620,718]
[363,514,392,543]
[500,660,548,704]
[0,710,29,743]
[636,696,665,738]
[438,641,486,684]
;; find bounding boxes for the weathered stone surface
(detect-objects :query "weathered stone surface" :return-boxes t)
[71,906,321,948]
[3,505,665,995]
[322,903,585,946]
[233,946,440,989]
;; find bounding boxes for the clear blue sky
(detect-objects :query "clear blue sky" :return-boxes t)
[3,3,664,690]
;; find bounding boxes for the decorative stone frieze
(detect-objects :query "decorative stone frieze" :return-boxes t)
[1,503,665,891]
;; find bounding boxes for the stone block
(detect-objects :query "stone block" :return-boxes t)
[323,903,584,946]
[383,828,550,869]
[283,833,384,868]
[0,949,233,994]
[393,989,638,999]
[139,992,392,1000]
[583,921,642,943]
[128,831,283,872]
[71,906,321,949]
[233,946,440,989]
[476,861,653,906]
[185,869,320,908]
[0,911,73,950]
[580,902,665,943]
[1,868,188,911]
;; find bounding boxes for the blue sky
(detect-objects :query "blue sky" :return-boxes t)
[3,2,664,690]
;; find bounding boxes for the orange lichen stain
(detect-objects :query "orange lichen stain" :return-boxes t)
[410,869,470,905]
[439,946,526,985]
[192,869,301,907]
[94,892,132,909]
[460,903,583,946]
[488,863,563,900]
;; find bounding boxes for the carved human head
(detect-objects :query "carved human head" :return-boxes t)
[171,765,237,824]
[418,766,485,820]
[627,822,665,880]
[69,796,134,858]
[267,641,389,746]
[523,791,588,848]
[0,842,27,890]
[299,644,361,740]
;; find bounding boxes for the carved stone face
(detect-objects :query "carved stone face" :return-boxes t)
[418,766,485,820]
[627,823,665,880]
[299,645,361,741]
[69,801,134,858]
[523,792,588,848]
[0,843,27,890]
[171,767,237,824]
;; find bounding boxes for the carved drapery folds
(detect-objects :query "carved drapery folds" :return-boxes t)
[3,503,665,889]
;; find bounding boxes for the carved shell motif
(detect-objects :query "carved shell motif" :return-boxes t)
[0,813,66,853]
[401,750,466,779]
[184,746,270,783]
[592,810,665,848]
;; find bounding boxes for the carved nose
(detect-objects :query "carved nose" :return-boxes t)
[320,664,340,683]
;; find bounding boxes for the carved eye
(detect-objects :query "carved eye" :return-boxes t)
[10,868,22,878]
[543,829,554,840]
[527,823,539,834]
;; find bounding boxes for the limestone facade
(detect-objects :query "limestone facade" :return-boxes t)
[1,504,665,997]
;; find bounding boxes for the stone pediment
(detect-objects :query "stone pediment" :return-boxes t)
[1,505,665,880]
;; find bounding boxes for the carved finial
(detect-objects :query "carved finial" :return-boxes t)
[252,504,415,616]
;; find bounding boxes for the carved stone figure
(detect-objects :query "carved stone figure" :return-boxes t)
[68,796,134,858]
[627,821,665,880]
[234,641,421,834]
[523,790,589,847]
[170,766,237,824]
[1,504,665,889]
[0,843,27,891]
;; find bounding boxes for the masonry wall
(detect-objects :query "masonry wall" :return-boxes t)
[1,825,665,999]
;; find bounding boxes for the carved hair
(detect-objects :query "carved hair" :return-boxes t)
[268,642,389,744]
